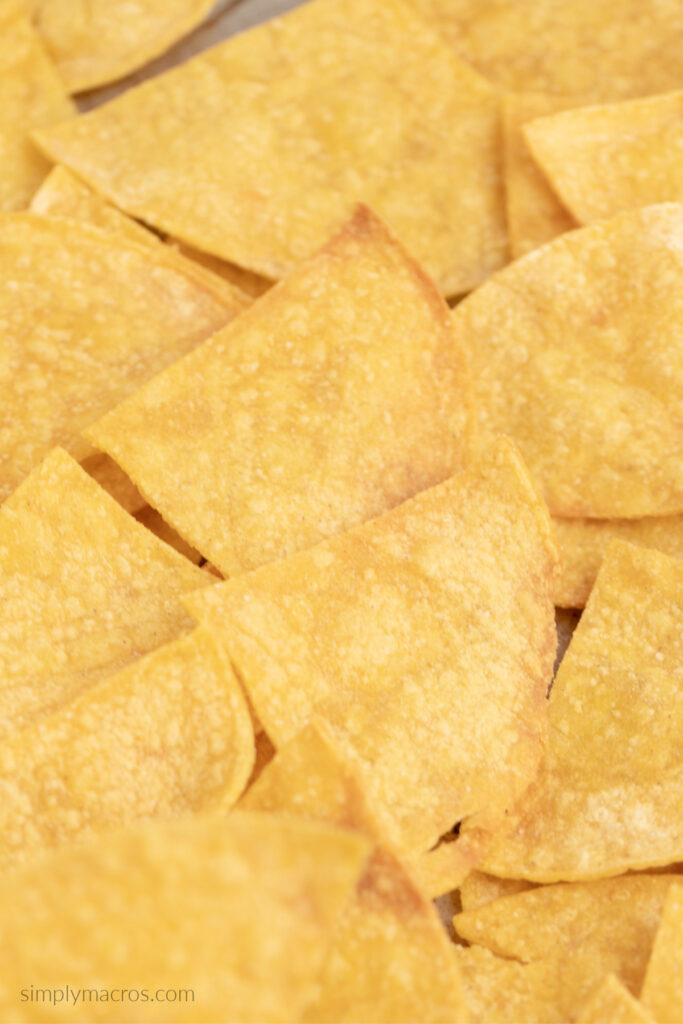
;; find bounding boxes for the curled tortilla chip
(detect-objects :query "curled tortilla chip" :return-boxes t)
[87,207,471,576]
[0,212,243,503]
[0,448,211,738]
[0,627,254,871]
[0,2,75,212]
[33,0,215,93]
[454,946,562,1024]
[186,438,557,876]
[641,883,683,1023]
[553,514,683,608]
[482,540,683,882]
[525,90,683,225]
[408,0,683,99]
[454,874,679,1020]
[578,974,655,1024]
[454,203,683,518]
[502,92,581,258]
[0,812,370,1023]
[240,721,467,1024]
[34,0,508,296]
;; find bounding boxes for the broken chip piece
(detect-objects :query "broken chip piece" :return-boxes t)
[0,627,254,871]
[524,90,683,225]
[453,203,683,518]
[34,0,508,296]
[0,812,370,1022]
[481,540,683,881]
[87,206,471,576]
[186,438,557,877]
[0,448,211,738]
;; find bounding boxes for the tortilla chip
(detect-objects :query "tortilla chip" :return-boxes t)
[454,203,683,519]
[502,93,581,257]
[453,946,562,1023]
[408,0,683,100]
[481,540,683,882]
[0,2,75,212]
[185,438,557,877]
[641,882,683,1023]
[33,0,215,93]
[30,164,158,246]
[0,448,211,738]
[454,874,679,1019]
[459,871,536,912]
[34,0,508,296]
[0,212,243,503]
[87,207,471,576]
[80,450,147,515]
[240,721,467,1024]
[0,627,253,871]
[553,514,683,608]
[578,974,655,1024]
[0,812,369,1022]
[525,90,683,225]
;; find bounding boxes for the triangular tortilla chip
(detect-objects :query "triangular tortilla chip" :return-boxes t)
[33,0,215,93]
[453,946,562,1024]
[481,540,683,882]
[0,448,211,738]
[240,721,467,1024]
[502,92,581,258]
[87,207,471,576]
[553,514,683,608]
[407,0,683,99]
[0,627,253,871]
[0,2,75,212]
[525,90,683,225]
[34,0,508,296]
[30,165,265,300]
[454,203,683,518]
[0,212,243,503]
[454,874,679,1020]
[185,438,558,873]
[641,882,683,1023]
[0,812,370,1023]
[459,871,536,912]
[578,974,655,1024]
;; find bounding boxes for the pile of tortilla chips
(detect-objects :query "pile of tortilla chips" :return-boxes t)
[1,0,682,1020]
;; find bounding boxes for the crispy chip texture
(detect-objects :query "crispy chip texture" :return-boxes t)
[33,0,215,93]
[453,946,562,1023]
[553,514,683,608]
[578,974,655,1024]
[88,207,470,576]
[640,883,683,1023]
[0,627,253,871]
[408,0,683,99]
[0,449,210,738]
[502,93,580,258]
[0,212,243,502]
[455,204,683,518]
[525,91,683,225]
[482,540,683,882]
[186,439,557,866]
[459,871,536,912]
[34,0,508,295]
[241,721,467,1024]
[0,813,369,1022]
[454,875,679,1019]
[0,2,74,212]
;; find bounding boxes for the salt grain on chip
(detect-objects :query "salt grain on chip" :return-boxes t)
[87,207,471,576]
[34,0,508,296]
[0,448,211,738]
